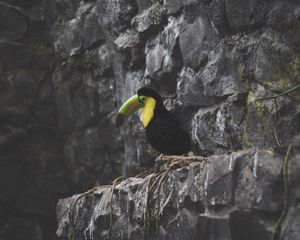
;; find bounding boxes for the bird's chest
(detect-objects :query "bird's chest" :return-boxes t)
[144,117,173,149]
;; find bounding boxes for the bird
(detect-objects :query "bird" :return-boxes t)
[115,87,191,155]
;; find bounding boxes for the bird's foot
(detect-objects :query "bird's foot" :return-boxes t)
[155,154,164,165]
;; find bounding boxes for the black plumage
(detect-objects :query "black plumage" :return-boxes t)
[137,87,191,155]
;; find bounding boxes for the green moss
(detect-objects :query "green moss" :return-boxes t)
[268,54,300,92]
[262,42,299,92]
[268,77,294,92]
[254,100,266,132]
[242,92,256,148]
[246,92,266,132]
[237,64,243,80]
[247,92,256,104]
[132,3,162,28]
[243,92,268,148]
[242,120,252,148]
[149,4,162,20]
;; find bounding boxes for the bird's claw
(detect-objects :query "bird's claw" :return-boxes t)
[155,154,164,165]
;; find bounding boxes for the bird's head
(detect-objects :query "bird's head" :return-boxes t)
[115,87,164,128]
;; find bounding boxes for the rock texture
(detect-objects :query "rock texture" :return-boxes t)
[0,1,64,240]
[1,0,300,239]
[56,140,300,240]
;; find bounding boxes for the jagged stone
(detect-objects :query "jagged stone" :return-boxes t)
[56,146,300,240]
[268,2,300,51]
[163,0,182,14]
[1,0,300,239]
[144,15,183,93]
[206,0,228,36]
[191,94,246,154]
[132,3,163,33]
[60,3,105,55]
[96,0,137,36]
[54,0,81,19]
[252,29,300,92]
[135,0,153,11]
[176,67,209,107]
[242,91,300,149]
[199,35,252,97]
[179,6,217,69]
[225,0,272,31]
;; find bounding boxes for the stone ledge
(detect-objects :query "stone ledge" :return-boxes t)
[57,139,300,240]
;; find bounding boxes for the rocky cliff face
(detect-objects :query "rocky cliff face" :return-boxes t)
[57,139,300,240]
[0,1,63,239]
[1,0,300,239]
[51,0,300,177]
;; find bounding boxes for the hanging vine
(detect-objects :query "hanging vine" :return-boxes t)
[272,144,293,240]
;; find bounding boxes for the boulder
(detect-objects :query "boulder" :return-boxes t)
[56,143,300,240]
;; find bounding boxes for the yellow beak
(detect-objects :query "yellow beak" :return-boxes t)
[115,95,143,127]
[140,97,156,128]
[115,95,156,128]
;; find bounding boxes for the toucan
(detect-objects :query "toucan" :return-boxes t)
[115,87,191,155]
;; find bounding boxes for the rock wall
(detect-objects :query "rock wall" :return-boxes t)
[0,0,64,239]
[1,0,300,239]
[51,0,300,177]
[56,139,300,240]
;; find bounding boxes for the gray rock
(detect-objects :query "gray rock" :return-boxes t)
[97,0,137,36]
[54,0,81,19]
[225,0,272,31]
[63,126,122,189]
[242,90,300,149]
[252,29,300,92]
[229,211,273,240]
[0,128,26,150]
[179,9,217,69]
[135,0,153,11]
[234,149,283,212]
[1,0,41,7]
[281,204,300,240]
[144,15,184,92]
[200,42,241,97]
[206,0,228,36]
[56,74,99,131]
[0,69,35,118]
[56,145,300,240]
[176,67,204,106]
[268,2,300,51]
[145,43,168,76]
[0,40,31,67]
[1,0,300,239]
[176,67,217,107]
[191,94,246,154]
[132,3,163,33]
[163,0,182,15]
[114,30,139,51]
[0,2,28,41]
[61,3,105,55]
[0,218,44,240]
